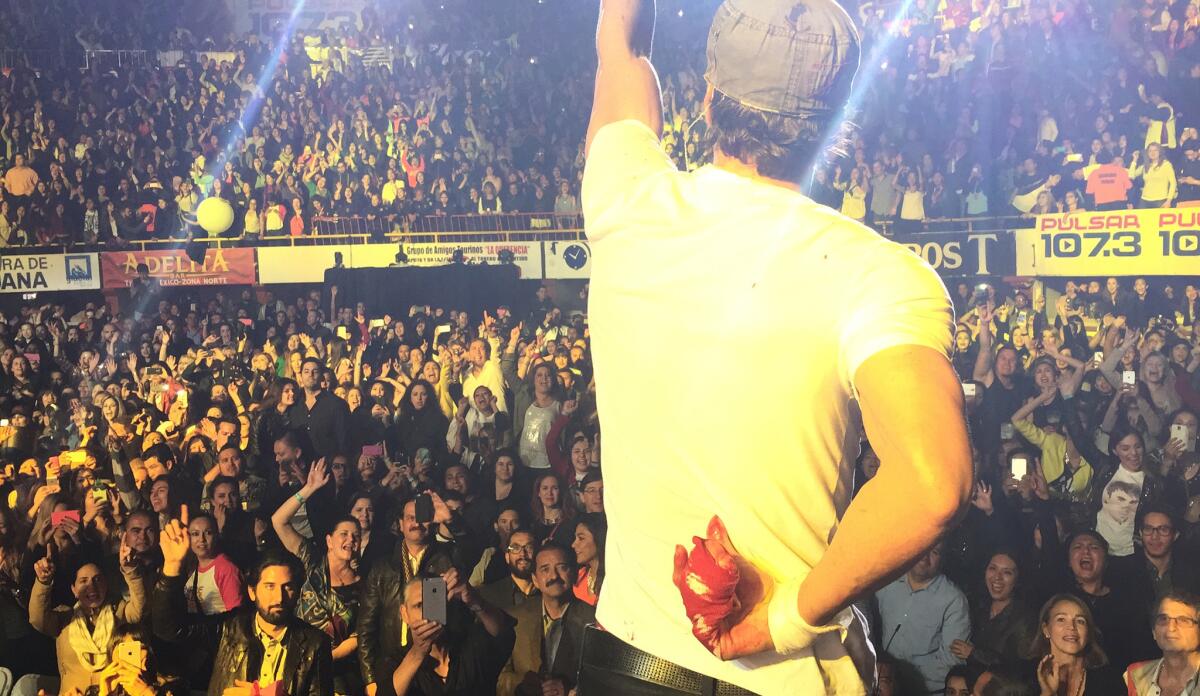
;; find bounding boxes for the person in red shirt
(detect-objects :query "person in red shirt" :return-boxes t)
[1086,151,1133,210]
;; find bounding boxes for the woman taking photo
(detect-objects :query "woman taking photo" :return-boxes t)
[85,623,183,695]
[29,548,145,694]
[271,460,363,695]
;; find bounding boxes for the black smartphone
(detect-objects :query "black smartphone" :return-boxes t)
[415,493,433,524]
[421,577,448,625]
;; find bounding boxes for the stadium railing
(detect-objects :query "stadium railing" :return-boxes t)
[6,212,1043,253]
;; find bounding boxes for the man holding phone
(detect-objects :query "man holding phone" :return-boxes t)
[384,569,514,696]
[357,494,472,696]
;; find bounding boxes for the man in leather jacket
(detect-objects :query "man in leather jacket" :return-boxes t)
[152,511,333,696]
[357,494,476,696]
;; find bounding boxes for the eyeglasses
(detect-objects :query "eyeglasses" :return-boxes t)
[1141,525,1175,537]
[1155,615,1200,628]
[506,543,534,555]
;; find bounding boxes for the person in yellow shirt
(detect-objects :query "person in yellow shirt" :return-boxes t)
[1010,386,1093,498]
[1129,143,1177,207]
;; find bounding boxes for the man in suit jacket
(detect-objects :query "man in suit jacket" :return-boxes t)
[498,544,596,696]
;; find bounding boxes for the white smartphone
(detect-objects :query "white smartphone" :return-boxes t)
[1122,370,1137,386]
[1093,351,1104,363]
[1173,424,1196,453]
[1000,423,1015,441]
[1011,456,1029,479]
[962,383,977,398]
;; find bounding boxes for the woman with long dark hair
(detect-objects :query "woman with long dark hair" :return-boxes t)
[392,378,449,458]
[571,512,607,606]
[949,550,1036,673]
[252,378,297,471]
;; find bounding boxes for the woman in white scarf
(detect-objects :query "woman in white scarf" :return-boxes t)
[28,541,146,694]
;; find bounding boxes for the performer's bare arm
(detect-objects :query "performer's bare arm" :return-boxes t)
[799,345,973,626]
[585,0,663,157]
[677,344,974,660]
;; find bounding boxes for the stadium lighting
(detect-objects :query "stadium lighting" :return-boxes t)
[805,0,919,185]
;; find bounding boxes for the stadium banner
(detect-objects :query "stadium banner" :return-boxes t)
[1016,209,1200,276]
[229,0,368,36]
[101,249,257,288]
[257,243,543,284]
[889,231,1016,277]
[0,253,100,294]
[544,241,593,279]
[257,245,397,284]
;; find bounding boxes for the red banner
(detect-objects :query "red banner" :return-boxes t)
[101,248,257,288]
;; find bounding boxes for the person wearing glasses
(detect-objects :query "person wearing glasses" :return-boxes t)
[1112,505,1200,614]
[479,529,540,617]
[1123,592,1200,695]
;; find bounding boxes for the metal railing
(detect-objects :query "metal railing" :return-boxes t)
[82,50,152,71]
[3,211,1047,254]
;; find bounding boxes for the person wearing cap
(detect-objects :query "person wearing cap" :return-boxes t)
[579,1,971,694]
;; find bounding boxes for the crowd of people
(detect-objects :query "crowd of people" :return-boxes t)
[0,270,1193,696]
[1,0,1199,246]
[1,0,1200,694]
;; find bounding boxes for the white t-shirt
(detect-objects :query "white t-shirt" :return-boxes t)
[520,401,559,469]
[1096,466,1145,557]
[582,120,953,696]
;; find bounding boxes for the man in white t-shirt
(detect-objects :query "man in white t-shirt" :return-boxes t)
[578,1,973,695]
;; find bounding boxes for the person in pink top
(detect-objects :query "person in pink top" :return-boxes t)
[184,512,245,616]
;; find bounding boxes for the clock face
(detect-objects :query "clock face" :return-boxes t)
[562,243,589,270]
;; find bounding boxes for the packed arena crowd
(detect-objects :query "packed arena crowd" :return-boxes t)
[1,0,1200,695]
[0,0,1198,246]
[0,263,1194,696]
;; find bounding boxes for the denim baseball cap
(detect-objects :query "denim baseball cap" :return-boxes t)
[705,0,861,124]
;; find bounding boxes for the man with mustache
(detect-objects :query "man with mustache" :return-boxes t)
[498,544,595,696]
[358,494,470,696]
[151,507,333,695]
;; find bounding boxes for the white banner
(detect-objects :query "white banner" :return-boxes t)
[403,242,542,278]
[257,242,543,284]
[0,253,100,294]
[544,241,592,279]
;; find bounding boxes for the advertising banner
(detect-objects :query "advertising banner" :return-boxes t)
[228,0,367,35]
[257,245,396,284]
[1017,209,1200,276]
[101,248,257,288]
[257,242,541,284]
[0,253,100,293]
[889,231,1016,277]
[402,242,542,278]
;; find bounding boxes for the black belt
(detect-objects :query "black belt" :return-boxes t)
[580,624,761,696]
